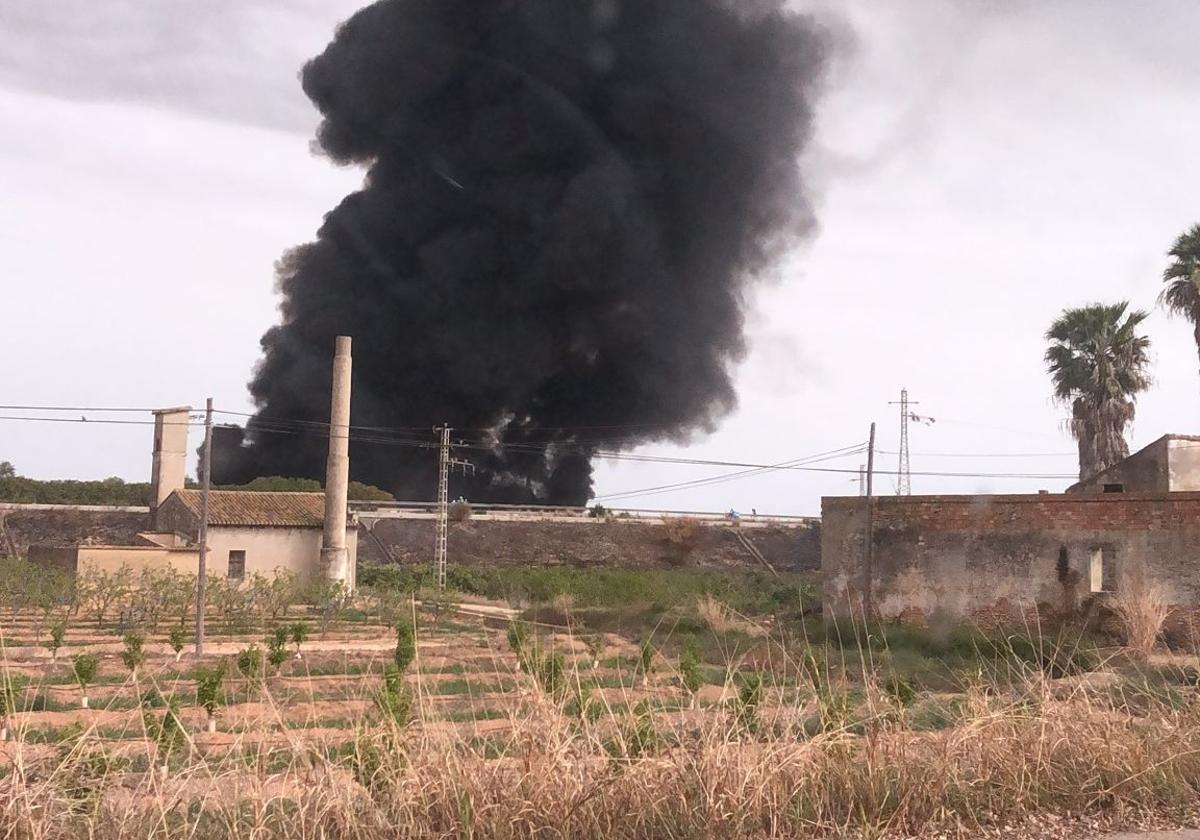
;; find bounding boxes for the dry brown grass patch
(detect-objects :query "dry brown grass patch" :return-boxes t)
[695,594,763,636]
[1111,581,1172,657]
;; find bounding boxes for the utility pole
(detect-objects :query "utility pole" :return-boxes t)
[864,421,876,619]
[195,398,213,657]
[433,426,474,589]
[889,388,934,495]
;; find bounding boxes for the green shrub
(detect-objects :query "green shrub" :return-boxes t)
[168,626,187,659]
[566,687,604,722]
[347,481,395,502]
[0,472,150,505]
[1005,630,1099,678]
[358,566,429,592]
[193,666,225,720]
[810,619,1100,678]
[377,666,413,726]
[237,646,264,684]
[366,565,813,617]
[121,632,145,674]
[607,711,659,760]
[72,653,99,693]
[394,620,416,672]
[637,639,655,682]
[290,621,310,652]
[583,634,605,666]
[533,651,566,700]
[46,622,66,660]
[734,673,763,733]
[0,673,28,719]
[143,698,186,761]
[881,671,917,706]
[679,645,702,697]
[266,628,290,672]
[506,621,530,658]
[140,688,168,709]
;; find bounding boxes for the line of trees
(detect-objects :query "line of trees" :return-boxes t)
[0,470,394,505]
[1046,223,1200,481]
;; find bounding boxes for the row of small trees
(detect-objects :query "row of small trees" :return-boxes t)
[0,621,318,741]
[0,559,353,636]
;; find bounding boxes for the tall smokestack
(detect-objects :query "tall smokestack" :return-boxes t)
[320,336,352,581]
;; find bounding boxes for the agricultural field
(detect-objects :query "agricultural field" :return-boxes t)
[1,560,1200,838]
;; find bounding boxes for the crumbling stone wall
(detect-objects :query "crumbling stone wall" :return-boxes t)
[822,492,1200,624]
[361,518,821,573]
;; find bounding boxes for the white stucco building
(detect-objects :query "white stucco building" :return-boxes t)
[153,489,357,588]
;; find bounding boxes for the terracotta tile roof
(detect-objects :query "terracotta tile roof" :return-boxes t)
[171,490,328,528]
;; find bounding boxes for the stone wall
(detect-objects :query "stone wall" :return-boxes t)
[2,504,820,576]
[361,518,821,573]
[822,492,1200,624]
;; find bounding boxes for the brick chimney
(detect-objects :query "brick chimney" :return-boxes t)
[150,406,191,523]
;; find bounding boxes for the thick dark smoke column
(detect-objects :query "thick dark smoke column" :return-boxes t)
[220,0,828,504]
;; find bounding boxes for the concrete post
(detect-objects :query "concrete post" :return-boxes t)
[321,336,352,583]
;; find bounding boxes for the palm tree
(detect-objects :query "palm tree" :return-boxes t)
[1159,224,1200,374]
[1045,302,1152,480]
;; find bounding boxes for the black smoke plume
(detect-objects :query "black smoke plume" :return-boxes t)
[216,0,829,504]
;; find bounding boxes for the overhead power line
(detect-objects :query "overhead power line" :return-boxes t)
[0,408,1080,480]
[876,450,1075,458]
[212,408,682,436]
[0,404,164,413]
[0,414,201,427]
[594,443,868,503]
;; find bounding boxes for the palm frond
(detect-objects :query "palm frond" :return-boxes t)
[1160,224,1200,320]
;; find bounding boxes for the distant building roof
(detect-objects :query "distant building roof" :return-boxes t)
[170,490,327,528]
[1067,433,1200,495]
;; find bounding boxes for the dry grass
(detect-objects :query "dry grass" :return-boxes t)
[660,517,702,551]
[3,666,1200,839]
[1111,581,1172,657]
[3,605,1200,839]
[695,593,763,637]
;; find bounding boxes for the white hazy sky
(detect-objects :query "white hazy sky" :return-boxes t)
[2,1,1198,516]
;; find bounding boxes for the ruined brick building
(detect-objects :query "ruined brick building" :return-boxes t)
[822,434,1200,625]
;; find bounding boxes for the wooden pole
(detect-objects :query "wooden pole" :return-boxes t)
[195,398,213,657]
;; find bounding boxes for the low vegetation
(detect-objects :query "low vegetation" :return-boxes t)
[0,561,1195,837]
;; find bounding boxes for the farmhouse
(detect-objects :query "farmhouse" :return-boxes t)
[29,337,358,587]
[822,435,1200,626]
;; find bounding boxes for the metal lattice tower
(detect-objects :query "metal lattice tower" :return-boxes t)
[897,389,912,495]
[433,425,475,589]
[434,425,451,588]
[889,388,935,496]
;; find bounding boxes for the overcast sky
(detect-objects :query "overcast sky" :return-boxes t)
[2,1,1198,516]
